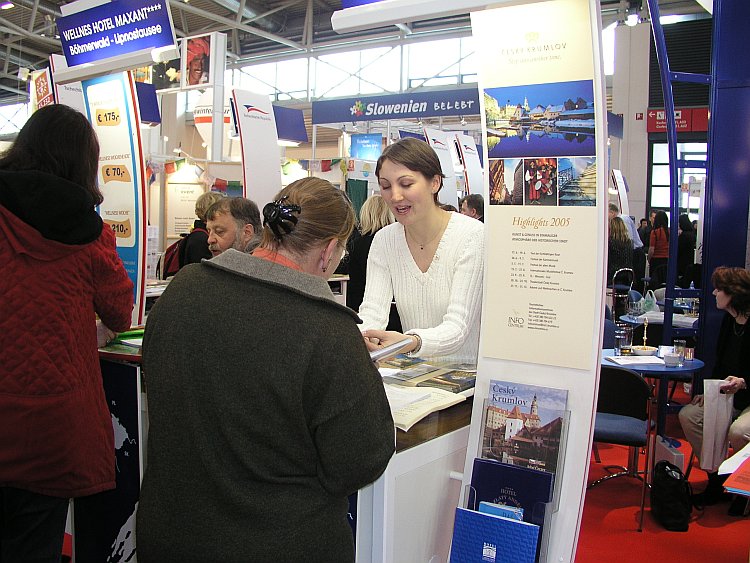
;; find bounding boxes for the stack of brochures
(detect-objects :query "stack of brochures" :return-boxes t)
[379,356,477,394]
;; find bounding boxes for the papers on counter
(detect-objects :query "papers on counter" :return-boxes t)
[383,384,430,412]
[631,311,699,329]
[383,383,465,432]
[605,355,665,366]
[117,338,143,349]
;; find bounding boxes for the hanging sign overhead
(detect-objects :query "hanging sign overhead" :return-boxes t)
[312,88,480,124]
[341,0,385,8]
[57,0,176,67]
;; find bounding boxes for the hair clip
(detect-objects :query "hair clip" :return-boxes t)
[262,196,301,240]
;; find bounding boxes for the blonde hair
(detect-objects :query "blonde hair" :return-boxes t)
[260,177,355,254]
[609,216,631,244]
[358,195,393,236]
[195,191,225,221]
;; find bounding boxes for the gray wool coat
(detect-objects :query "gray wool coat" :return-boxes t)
[137,249,395,563]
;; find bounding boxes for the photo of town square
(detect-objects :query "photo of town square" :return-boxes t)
[484,79,596,158]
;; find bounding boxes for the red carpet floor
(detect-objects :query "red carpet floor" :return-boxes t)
[577,387,750,563]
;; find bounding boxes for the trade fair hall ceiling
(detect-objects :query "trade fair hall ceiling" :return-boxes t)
[0,0,709,106]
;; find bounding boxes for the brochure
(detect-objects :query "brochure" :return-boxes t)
[482,379,568,473]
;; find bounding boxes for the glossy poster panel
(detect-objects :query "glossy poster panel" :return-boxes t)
[83,72,147,326]
[424,127,460,210]
[232,88,282,208]
[472,0,600,370]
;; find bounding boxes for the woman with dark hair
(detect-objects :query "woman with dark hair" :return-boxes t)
[137,177,394,562]
[679,266,750,513]
[677,213,696,279]
[0,104,133,561]
[357,138,484,365]
[648,210,670,286]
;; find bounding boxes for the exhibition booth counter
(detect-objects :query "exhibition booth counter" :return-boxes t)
[88,343,471,562]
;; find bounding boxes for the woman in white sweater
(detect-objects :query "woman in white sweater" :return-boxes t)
[359,138,484,365]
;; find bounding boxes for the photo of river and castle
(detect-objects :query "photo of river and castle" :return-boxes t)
[484,79,596,158]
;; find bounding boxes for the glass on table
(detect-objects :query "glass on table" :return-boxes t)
[673,339,687,367]
[628,300,643,318]
[614,324,634,356]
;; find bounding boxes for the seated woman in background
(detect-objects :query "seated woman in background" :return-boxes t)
[346,194,393,312]
[357,138,484,365]
[137,177,394,562]
[678,266,750,514]
[648,210,670,287]
[607,215,633,286]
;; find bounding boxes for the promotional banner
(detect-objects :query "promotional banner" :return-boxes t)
[193,89,232,153]
[464,2,607,562]
[49,54,86,113]
[424,127,459,210]
[57,0,176,67]
[29,68,55,110]
[181,33,213,89]
[455,133,483,195]
[232,89,282,206]
[311,87,480,124]
[83,72,147,326]
[473,0,600,369]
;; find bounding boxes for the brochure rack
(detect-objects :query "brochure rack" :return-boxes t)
[455,409,571,563]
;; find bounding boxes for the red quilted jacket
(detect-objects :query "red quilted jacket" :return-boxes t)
[0,170,134,498]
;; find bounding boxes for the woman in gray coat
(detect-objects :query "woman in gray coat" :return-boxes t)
[137,178,395,562]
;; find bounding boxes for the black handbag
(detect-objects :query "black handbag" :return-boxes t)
[650,460,693,531]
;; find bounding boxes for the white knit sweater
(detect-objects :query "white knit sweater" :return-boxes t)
[358,212,484,365]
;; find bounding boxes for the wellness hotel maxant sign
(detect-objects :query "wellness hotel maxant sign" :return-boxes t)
[57,0,176,67]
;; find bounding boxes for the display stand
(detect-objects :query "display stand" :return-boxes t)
[355,400,473,563]
[457,410,571,563]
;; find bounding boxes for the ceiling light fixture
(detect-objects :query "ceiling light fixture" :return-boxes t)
[0,2,15,10]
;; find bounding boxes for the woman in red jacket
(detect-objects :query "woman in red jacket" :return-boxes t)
[0,104,133,562]
[648,209,670,287]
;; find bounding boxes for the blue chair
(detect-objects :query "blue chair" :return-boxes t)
[602,318,616,349]
[589,365,655,532]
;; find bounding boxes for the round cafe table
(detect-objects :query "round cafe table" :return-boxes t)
[601,348,704,436]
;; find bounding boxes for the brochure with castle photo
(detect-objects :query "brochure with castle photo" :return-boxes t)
[481,379,568,473]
